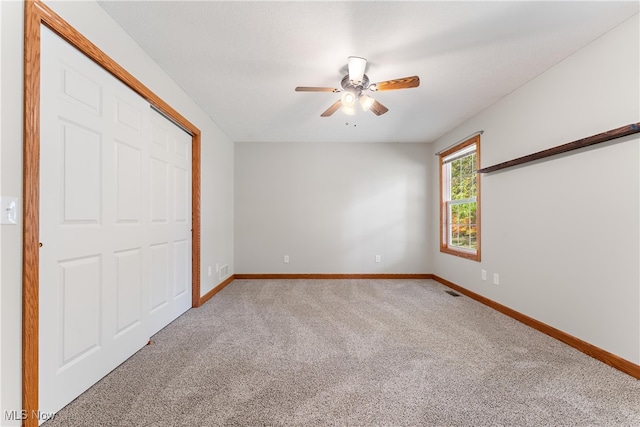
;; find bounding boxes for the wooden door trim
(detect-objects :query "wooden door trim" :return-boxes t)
[23,1,202,425]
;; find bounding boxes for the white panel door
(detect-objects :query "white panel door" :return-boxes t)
[39,27,191,419]
[148,109,192,336]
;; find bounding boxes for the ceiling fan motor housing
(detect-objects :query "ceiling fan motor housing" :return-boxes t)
[341,74,370,93]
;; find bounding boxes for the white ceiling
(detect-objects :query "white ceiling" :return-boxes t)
[97,1,639,144]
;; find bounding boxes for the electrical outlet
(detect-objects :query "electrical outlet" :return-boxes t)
[219,264,229,279]
[493,273,500,285]
[375,255,381,263]
[481,270,487,281]
[283,255,289,263]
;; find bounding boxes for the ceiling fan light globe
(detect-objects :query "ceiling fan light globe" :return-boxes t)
[341,91,356,107]
[342,105,355,115]
[348,56,367,85]
[359,94,375,111]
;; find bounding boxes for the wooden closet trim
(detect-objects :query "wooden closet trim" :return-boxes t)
[23,1,202,425]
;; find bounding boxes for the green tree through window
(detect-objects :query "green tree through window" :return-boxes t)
[450,152,477,248]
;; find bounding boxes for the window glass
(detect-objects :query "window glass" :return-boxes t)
[439,136,480,261]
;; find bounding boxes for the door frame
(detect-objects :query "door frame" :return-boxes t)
[23,1,202,425]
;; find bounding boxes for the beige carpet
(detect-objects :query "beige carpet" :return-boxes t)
[44,279,640,426]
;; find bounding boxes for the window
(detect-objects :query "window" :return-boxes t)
[439,135,480,261]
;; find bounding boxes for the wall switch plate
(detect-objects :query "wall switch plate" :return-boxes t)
[283,255,289,263]
[0,197,18,225]
[493,273,500,285]
[481,270,487,281]
[375,255,381,263]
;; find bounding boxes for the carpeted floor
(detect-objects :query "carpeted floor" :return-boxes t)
[44,279,640,426]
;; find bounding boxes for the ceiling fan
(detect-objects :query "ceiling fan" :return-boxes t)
[295,56,420,117]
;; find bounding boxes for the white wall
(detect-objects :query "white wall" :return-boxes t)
[235,142,432,274]
[0,0,4,417]
[0,0,234,422]
[431,14,640,364]
[1,1,23,423]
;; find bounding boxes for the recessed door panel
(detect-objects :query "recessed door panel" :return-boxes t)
[151,123,169,150]
[115,97,143,133]
[115,141,141,223]
[149,243,169,313]
[60,65,102,116]
[174,166,188,223]
[174,133,188,159]
[61,122,102,224]
[150,158,168,222]
[114,249,142,337]
[58,255,102,369]
[173,239,189,298]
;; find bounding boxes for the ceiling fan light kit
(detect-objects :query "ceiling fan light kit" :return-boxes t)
[295,56,420,117]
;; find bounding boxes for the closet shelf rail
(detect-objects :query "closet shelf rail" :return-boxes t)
[478,123,640,174]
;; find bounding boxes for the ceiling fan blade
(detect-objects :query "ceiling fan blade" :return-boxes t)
[372,76,420,91]
[295,86,339,92]
[321,100,343,117]
[369,99,389,116]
